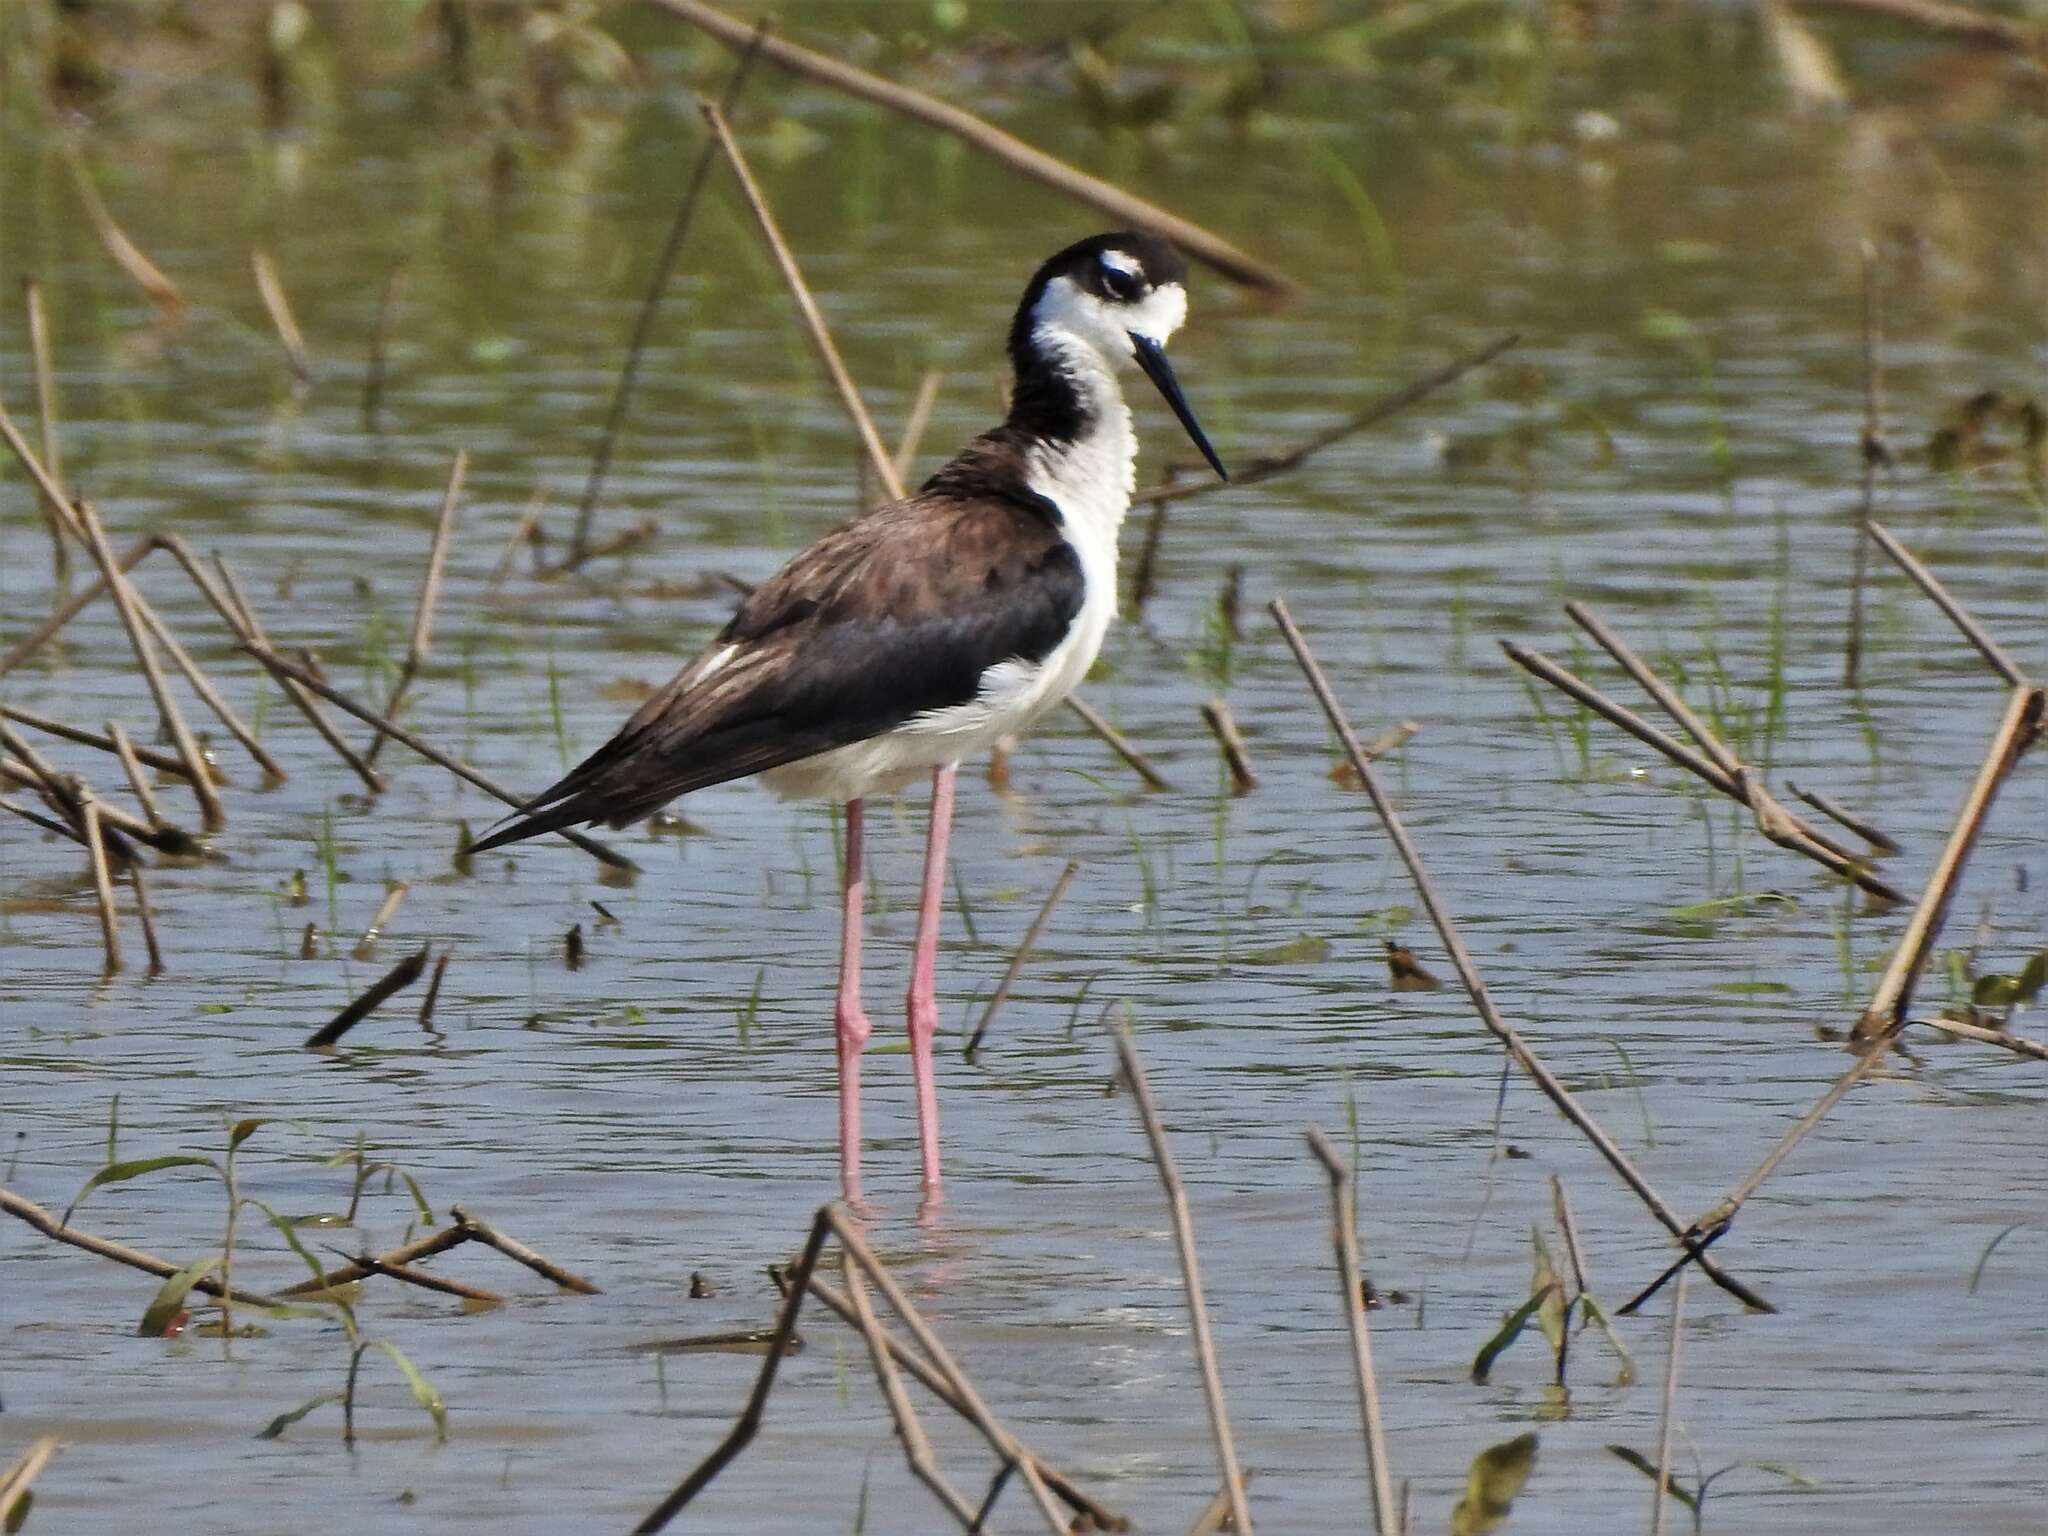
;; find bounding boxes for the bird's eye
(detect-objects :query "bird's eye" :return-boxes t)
[1099,260,1145,303]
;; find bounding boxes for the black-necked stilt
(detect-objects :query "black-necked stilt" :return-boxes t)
[472,231,1226,1200]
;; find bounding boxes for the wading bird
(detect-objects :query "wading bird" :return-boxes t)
[472,231,1226,1200]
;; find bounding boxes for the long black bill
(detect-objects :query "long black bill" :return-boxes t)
[1130,332,1227,482]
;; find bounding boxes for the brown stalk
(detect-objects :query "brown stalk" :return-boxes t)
[0,742,179,857]
[1908,1015,2048,1063]
[128,859,165,975]
[81,795,123,974]
[338,1249,502,1305]
[648,0,1297,297]
[0,532,153,678]
[569,25,767,566]
[251,249,313,383]
[1796,0,2042,51]
[1135,331,1521,507]
[633,1207,831,1533]
[1844,239,1883,687]
[1649,1269,1688,1536]
[1867,520,2031,688]
[699,98,900,497]
[105,720,165,827]
[892,369,944,486]
[1066,693,1173,790]
[1500,639,1903,904]
[0,1186,279,1307]
[2,795,85,846]
[183,545,387,794]
[1114,1025,1254,1533]
[352,880,410,961]
[241,642,633,870]
[0,1437,59,1530]
[823,1205,1070,1531]
[1275,600,1773,1312]
[1200,696,1258,793]
[306,944,431,1047]
[450,1205,602,1294]
[840,1248,981,1528]
[963,859,1081,1061]
[1783,778,1900,856]
[278,1222,474,1297]
[418,948,451,1027]
[127,576,286,782]
[23,276,70,592]
[1306,1126,1397,1536]
[1640,684,2043,1307]
[63,147,185,321]
[800,1267,1125,1531]
[366,451,466,763]
[0,704,194,782]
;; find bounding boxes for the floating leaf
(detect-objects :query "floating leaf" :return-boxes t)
[366,1339,447,1439]
[257,1391,344,1440]
[1471,1284,1556,1383]
[1451,1431,1538,1536]
[139,1253,223,1337]
[63,1154,220,1225]
[1609,1444,1696,1512]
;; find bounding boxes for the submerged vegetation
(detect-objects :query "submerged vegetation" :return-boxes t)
[2,0,2044,1531]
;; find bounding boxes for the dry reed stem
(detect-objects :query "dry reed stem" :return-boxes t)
[700,99,900,496]
[128,858,165,974]
[1306,1127,1398,1536]
[1649,1269,1687,1536]
[242,643,634,869]
[81,796,123,974]
[367,451,467,764]
[823,1205,1071,1531]
[0,532,153,677]
[1500,639,1903,904]
[362,262,404,430]
[278,1222,474,1297]
[0,1436,60,1530]
[1135,332,1520,507]
[1907,1015,2048,1062]
[1798,0,2043,51]
[570,26,766,566]
[105,720,165,827]
[892,369,944,485]
[1867,521,2031,688]
[306,944,431,1047]
[1066,693,1173,789]
[0,704,194,782]
[1645,684,2043,1303]
[23,276,69,592]
[0,1186,280,1306]
[649,0,1297,296]
[418,948,451,1027]
[1844,239,1883,687]
[0,744,176,857]
[352,880,410,960]
[186,546,388,793]
[801,1267,1126,1530]
[129,583,286,781]
[1784,778,1900,855]
[1114,1025,1254,1534]
[251,250,312,383]
[1275,600,1774,1312]
[633,1207,831,1533]
[1200,696,1259,793]
[450,1205,602,1294]
[63,147,185,321]
[841,1249,982,1528]
[339,1249,502,1305]
[963,858,1081,1060]
[1,794,84,845]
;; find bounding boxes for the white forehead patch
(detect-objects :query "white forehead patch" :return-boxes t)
[1099,249,1141,280]
[1124,281,1187,345]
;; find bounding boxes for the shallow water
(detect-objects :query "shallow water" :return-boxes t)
[2,7,2044,1533]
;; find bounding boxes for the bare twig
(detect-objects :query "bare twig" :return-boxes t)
[892,369,944,486]
[1065,693,1173,790]
[129,858,165,975]
[1784,778,1901,855]
[80,795,123,974]
[252,249,312,383]
[361,261,404,430]
[0,704,195,783]
[1649,1269,1687,1536]
[1908,1015,2048,1062]
[1306,1127,1397,1536]
[1114,1024,1253,1533]
[105,719,166,828]
[337,1248,502,1305]
[1844,239,1884,686]
[1796,0,2043,52]
[366,451,467,763]
[241,643,633,869]
[648,0,1297,296]
[633,1208,831,1533]
[1867,521,2031,688]
[0,532,153,678]
[450,1205,602,1294]
[964,860,1080,1061]
[1200,696,1258,793]
[23,276,70,592]
[570,26,767,566]
[0,1186,278,1306]
[352,880,410,960]
[278,1222,474,1297]
[1135,332,1521,507]
[1275,600,1773,1312]
[64,146,185,321]
[0,1437,60,1530]
[306,944,431,1047]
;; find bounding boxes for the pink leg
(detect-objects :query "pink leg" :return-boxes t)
[906,763,956,1195]
[836,798,873,1202]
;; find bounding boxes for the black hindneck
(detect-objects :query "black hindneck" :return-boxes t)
[1003,328,1091,448]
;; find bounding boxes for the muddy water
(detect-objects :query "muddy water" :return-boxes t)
[2,9,2044,1534]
